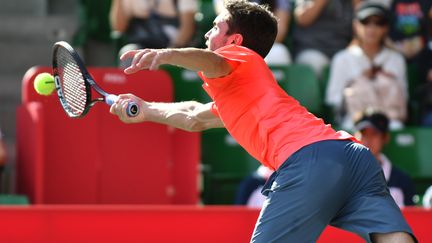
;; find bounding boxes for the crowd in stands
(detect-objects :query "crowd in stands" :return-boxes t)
[105,0,432,127]
[105,0,432,207]
[110,0,198,68]
[107,0,432,130]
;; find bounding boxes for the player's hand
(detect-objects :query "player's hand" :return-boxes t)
[120,49,169,74]
[109,94,146,123]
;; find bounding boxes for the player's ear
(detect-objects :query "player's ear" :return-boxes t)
[228,34,243,45]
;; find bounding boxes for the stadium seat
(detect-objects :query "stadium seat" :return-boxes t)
[316,64,336,124]
[272,64,323,116]
[16,66,200,204]
[320,64,331,96]
[201,129,260,204]
[73,0,113,46]
[0,194,29,205]
[383,127,432,194]
[160,65,211,103]
[268,64,289,83]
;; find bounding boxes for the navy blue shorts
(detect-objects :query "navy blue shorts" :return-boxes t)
[251,140,415,243]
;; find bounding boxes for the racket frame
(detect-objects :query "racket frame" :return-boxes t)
[52,41,136,118]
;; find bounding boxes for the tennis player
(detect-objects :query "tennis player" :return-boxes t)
[110,1,416,242]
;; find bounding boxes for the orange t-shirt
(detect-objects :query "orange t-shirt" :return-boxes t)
[198,45,357,170]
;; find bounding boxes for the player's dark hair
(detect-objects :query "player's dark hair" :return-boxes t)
[224,0,277,58]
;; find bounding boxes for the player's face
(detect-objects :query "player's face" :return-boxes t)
[355,127,387,157]
[204,10,234,51]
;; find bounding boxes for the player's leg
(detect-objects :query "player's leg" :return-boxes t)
[371,232,415,243]
[330,142,417,243]
[250,140,354,242]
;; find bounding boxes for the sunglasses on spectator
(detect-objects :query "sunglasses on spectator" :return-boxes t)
[359,18,388,27]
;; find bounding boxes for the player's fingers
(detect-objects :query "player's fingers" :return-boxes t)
[109,99,123,115]
[109,103,117,115]
[116,95,141,119]
[109,99,128,121]
[119,99,134,121]
[118,93,137,100]
[123,50,152,74]
[124,53,146,75]
[120,49,149,61]
[136,51,157,70]
[124,66,138,75]
[130,51,147,69]
[119,50,139,61]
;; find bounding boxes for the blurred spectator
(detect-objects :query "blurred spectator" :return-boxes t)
[387,0,432,62]
[385,0,432,126]
[325,2,408,130]
[423,185,432,208]
[0,128,7,189]
[292,0,361,77]
[214,0,292,65]
[417,73,432,126]
[389,1,432,106]
[234,165,273,208]
[110,0,198,67]
[354,110,416,207]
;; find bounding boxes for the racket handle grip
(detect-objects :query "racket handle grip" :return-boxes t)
[106,95,139,117]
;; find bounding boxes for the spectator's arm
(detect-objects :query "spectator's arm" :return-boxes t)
[428,6,432,38]
[275,9,291,43]
[110,0,130,33]
[294,0,328,27]
[429,6,432,19]
[352,0,362,8]
[170,11,196,48]
[0,140,6,167]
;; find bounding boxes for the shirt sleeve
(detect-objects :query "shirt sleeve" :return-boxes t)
[199,45,249,86]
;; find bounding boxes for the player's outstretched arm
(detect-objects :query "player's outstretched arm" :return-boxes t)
[120,48,233,78]
[110,94,224,131]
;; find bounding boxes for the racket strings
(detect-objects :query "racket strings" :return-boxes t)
[56,47,87,116]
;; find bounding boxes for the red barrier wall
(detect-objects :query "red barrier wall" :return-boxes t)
[16,67,200,205]
[0,206,430,243]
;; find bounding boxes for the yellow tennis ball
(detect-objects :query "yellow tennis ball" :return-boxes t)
[34,72,55,96]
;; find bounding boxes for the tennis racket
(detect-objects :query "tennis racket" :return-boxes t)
[52,41,139,118]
